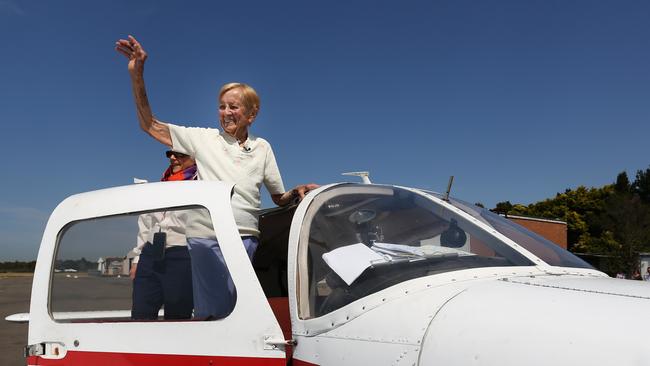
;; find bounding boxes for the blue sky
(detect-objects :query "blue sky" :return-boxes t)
[1,0,649,260]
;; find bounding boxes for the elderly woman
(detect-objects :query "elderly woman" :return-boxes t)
[116,35,318,319]
[131,150,197,320]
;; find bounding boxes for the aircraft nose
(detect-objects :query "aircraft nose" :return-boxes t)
[416,277,650,366]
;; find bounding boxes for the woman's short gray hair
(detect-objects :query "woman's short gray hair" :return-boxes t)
[219,82,260,118]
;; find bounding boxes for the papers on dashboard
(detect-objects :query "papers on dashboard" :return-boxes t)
[321,242,433,285]
[322,243,386,285]
[322,242,475,286]
[371,242,426,257]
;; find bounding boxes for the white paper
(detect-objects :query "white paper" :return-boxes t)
[322,243,386,285]
[372,242,426,257]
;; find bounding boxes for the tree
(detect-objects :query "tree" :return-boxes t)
[632,166,650,203]
[497,185,613,250]
[492,201,513,215]
[615,171,630,194]
[0,261,36,273]
[489,166,650,275]
[585,191,650,276]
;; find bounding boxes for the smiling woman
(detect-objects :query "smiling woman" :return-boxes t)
[218,83,260,140]
[114,35,318,319]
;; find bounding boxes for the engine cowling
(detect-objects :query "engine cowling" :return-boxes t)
[418,275,650,366]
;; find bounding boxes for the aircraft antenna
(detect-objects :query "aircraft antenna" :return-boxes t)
[342,171,372,184]
[443,176,454,201]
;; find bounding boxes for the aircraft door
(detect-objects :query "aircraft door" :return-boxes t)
[27,182,287,365]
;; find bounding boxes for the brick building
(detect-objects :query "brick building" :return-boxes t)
[506,214,568,249]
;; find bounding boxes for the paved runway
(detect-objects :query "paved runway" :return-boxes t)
[0,274,31,366]
[0,273,136,365]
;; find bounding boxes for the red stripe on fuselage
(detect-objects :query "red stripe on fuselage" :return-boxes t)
[293,359,319,366]
[30,351,285,366]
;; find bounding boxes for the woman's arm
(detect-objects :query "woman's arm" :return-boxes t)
[115,35,172,147]
[272,183,320,206]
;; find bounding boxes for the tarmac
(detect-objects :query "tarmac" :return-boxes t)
[0,274,32,366]
[0,273,136,365]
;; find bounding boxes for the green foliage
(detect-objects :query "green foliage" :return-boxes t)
[53,258,95,272]
[615,172,631,194]
[493,201,513,214]
[492,166,650,275]
[633,167,650,203]
[495,185,614,248]
[0,261,36,273]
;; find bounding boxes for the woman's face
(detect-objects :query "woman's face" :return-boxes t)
[168,152,194,173]
[219,88,255,137]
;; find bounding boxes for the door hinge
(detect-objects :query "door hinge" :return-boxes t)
[263,336,297,350]
[24,343,45,357]
[24,342,67,359]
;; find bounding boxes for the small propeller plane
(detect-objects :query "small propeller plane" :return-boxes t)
[7,179,650,365]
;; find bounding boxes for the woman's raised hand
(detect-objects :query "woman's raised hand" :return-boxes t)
[115,35,148,75]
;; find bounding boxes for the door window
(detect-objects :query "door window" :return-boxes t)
[50,206,236,322]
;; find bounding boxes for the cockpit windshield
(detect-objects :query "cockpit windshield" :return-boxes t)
[297,184,535,318]
[445,198,593,270]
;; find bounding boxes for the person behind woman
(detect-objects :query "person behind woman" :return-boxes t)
[131,150,197,320]
[116,35,318,319]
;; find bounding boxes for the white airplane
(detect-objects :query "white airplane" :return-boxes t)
[7,180,650,365]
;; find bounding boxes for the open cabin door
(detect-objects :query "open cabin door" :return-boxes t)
[254,204,301,361]
[27,181,287,365]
